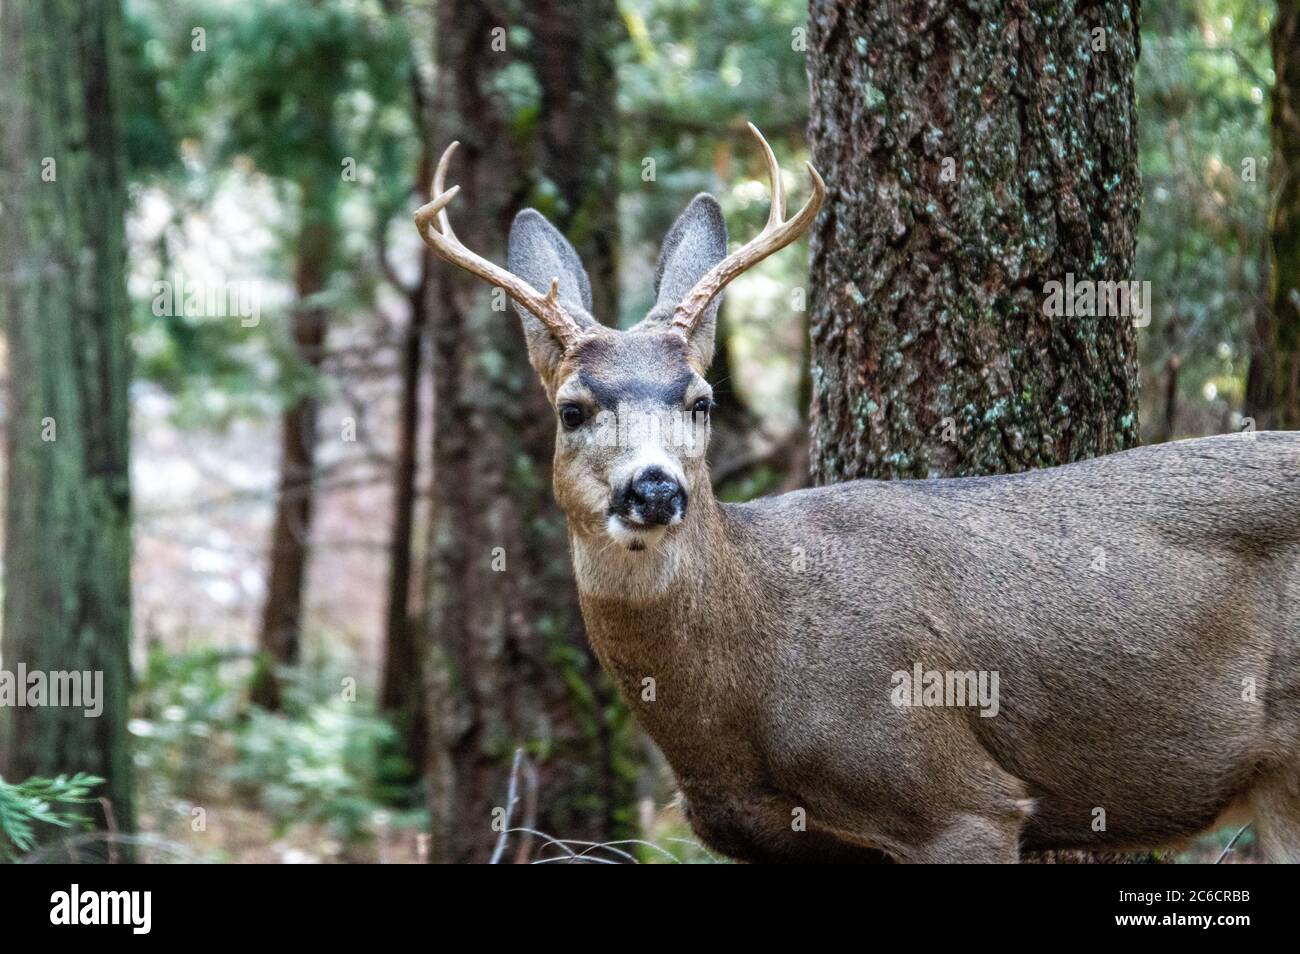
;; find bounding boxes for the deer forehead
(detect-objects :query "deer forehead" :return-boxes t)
[559,329,707,409]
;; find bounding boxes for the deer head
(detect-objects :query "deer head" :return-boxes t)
[414,124,825,553]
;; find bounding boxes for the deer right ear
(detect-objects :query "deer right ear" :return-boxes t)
[507,209,596,390]
[651,194,728,368]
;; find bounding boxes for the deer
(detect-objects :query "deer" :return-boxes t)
[415,124,1300,863]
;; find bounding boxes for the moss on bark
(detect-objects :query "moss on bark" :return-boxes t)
[807,0,1142,483]
[0,0,134,833]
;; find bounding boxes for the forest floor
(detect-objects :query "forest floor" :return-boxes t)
[137,801,424,864]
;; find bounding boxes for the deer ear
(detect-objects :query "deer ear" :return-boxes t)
[507,209,596,387]
[650,193,727,367]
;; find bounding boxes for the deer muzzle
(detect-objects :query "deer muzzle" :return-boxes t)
[612,465,688,527]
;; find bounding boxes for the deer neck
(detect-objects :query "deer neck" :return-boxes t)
[569,490,770,781]
[570,487,727,609]
[569,485,735,683]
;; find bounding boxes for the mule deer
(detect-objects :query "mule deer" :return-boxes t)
[415,125,1300,863]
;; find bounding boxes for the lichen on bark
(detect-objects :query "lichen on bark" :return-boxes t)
[807,0,1142,483]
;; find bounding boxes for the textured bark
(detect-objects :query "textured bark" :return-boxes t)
[807,0,1146,862]
[807,0,1141,484]
[421,0,631,864]
[523,0,621,323]
[252,182,336,711]
[0,0,134,832]
[1269,0,1300,428]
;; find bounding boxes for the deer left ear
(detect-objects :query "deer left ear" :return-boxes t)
[507,209,597,389]
[649,194,727,368]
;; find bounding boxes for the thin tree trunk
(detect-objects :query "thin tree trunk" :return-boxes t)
[1242,203,1276,430]
[380,282,431,764]
[0,0,134,833]
[380,23,434,773]
[421,0,632,864]
[526,0,620,322]
[807,0,1147,863]
[1157,312,1183,443]
[252,185,335,710]
[1244,303,1276,430]
[1158,354,1181,443]
[1270,0,1300,427]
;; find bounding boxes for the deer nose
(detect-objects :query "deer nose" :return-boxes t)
[617,466,687,526]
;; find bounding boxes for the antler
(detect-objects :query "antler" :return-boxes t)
[670,122,827,337]
[413,141,586,349]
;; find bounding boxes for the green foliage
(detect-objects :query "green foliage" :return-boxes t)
[132,645,243,806]
[230,699,409,844]
[0,774,104,861]
[1136,0,1272,437]
[619,0,809,133]
[122,0,419,426]
[200,0,410,185]
[121,3,180,175]
[715,464,785,503]
[617,0,812,421]
[133,647,420,850]
[618,0,811,302]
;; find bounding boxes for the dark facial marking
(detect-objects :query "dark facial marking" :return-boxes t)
[579,367,695,410]
[572,331,698,410]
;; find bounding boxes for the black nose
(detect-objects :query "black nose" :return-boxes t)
[616,466,687,526]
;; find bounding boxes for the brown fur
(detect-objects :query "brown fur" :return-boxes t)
[495,196,1300,863]
[573,413,1300,862]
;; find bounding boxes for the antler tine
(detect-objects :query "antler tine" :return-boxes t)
[431,140,460,243]
[413,142,583,348]
[670,123,827,338]
[748,122,785,227]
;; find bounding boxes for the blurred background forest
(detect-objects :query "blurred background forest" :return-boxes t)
[0,0,1295,863]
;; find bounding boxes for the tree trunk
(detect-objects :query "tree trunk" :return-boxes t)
[807,0,1146,862]
[1243,302,1276,430]
[252,183,335,711]
[380,27,434,774]
[421,0,632,864]
[380,276,432,767]
[0,0,135,833]
[1269,0,1300,428]
[1157,354,1181,443]
[524,0,621,323]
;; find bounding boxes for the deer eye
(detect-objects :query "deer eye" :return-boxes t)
[691,396,714,420]
[559,403,585,429]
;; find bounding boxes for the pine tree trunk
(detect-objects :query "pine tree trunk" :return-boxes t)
[807,0,1141,483]
[0,0,134,833]
[1269,0,1300,427]
[252,182,336,711]
[807,0,1146,862]
[421,0,631,864]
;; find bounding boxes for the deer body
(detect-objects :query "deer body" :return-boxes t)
[574,432,1300,862]
[416,125,1300,862]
